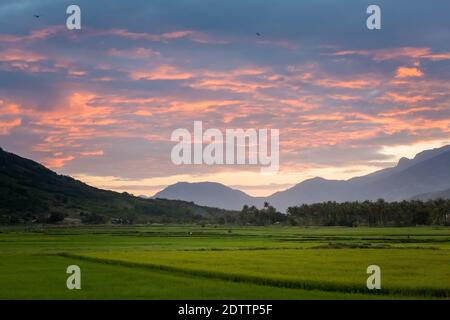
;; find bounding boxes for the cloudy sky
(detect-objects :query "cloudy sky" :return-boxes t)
[1,0,449,196]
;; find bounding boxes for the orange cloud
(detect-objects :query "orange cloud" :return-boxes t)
[371,47,431,61]
[130,65,193,80]
[328,94,361,101]
[329,47,450,62]
[379,107,436,117]
[0,49,44,63]
[379,92,433,103]
[190,78,274,93]
[279,99,319,111]
[0,100,21,115]
[32,93,113,127]
[79,150,104,157]
[166,100,241,113]
[425,52,450,61]
[379,92,434,104]
[0,118,22,135]
[44,155,75,168]
[68,70,87,77]
[315,78,373,89]
[187,67,277,93]
[395,67,424,78]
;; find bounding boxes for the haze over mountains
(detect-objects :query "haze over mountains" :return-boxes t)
[154,145,450,211]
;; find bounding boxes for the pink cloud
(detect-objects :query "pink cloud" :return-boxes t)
[0,26,65,43]
[108,47,161,58]
[79,150,104,157]
[104,29,227,44]
[329,47,450,62]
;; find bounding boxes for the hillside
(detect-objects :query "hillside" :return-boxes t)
[0,147,229,224]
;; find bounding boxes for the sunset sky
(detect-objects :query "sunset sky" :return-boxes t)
[1,0,449,196]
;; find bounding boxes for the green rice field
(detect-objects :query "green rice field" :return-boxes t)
[0,225,449,299]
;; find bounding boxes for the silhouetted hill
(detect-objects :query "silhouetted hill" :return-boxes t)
[411,188,450,201]
[0,147,229,223]
[269,146,450,210]
[154,182,264,210]
[155,145,450,212]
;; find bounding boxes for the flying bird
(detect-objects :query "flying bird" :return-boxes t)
[33,14,40,18]
[256,32,261,37]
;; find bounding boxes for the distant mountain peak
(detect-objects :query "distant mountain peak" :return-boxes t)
[413,144,450,162]
[154,181,262,210]
[155,145,450,211]
[397,156,411,167]
[308,177,326,182]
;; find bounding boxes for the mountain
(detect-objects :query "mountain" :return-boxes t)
[154,182,264,210]
[270,145,450,210]
[155,145,450,211]
[411,188,450,201]
[4,144,449,218]
[267,178,352,210]
[0,147,229,223]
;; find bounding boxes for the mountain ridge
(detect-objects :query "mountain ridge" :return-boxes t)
[0,147,230,223]
[411,188,450,201]
[153,181,264,210]
[155,145,450,211]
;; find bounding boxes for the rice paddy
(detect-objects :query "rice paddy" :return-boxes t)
[0,225,449,299]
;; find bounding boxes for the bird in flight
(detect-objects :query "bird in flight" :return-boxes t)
[34,14,41,18]
[256,32,261,37]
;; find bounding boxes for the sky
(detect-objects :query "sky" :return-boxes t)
[0,0,449,196]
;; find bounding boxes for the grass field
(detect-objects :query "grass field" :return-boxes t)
[0,225,449,299]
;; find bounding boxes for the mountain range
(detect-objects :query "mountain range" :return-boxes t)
[154,145,450,211]
[2,144,449,217]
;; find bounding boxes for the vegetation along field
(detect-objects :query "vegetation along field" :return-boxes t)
[0,225,449,299]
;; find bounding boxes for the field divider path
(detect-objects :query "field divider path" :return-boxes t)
[58,252,449,298]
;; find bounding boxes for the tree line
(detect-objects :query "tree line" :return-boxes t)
[2,198,450,227]
[285,199,450,227]
[221,199,450,227]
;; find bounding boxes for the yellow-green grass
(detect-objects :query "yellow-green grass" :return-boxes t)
[69,248,450,298]
[1,253,396,300]
[0,225,449,299]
